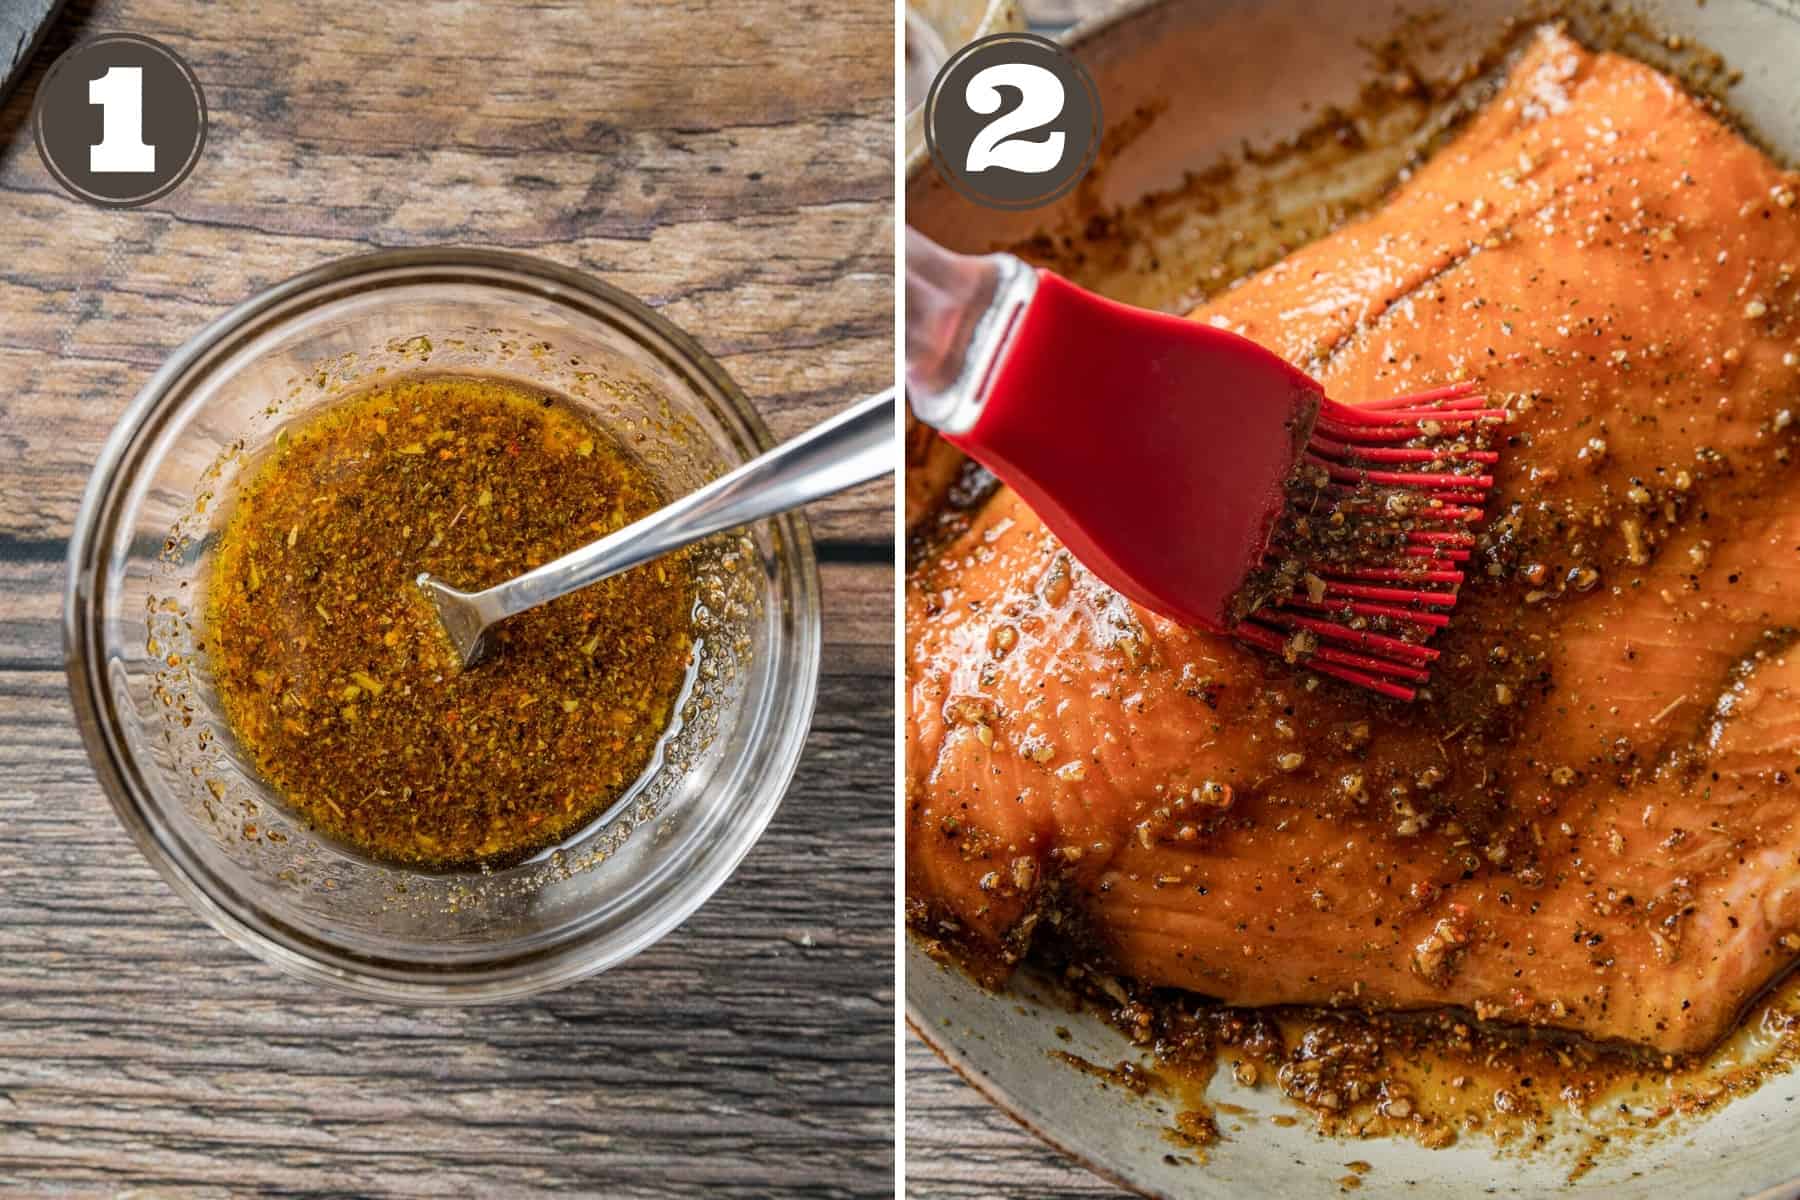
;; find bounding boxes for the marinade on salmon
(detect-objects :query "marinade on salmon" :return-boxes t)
[906,28,1800,1057]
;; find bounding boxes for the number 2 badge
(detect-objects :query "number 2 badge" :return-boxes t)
[922,33,1101,211]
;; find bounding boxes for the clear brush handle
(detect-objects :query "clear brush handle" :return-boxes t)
[904,228,1038,436]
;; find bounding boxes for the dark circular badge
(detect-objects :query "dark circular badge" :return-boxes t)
[32,33,207,209]
[923,32,1101,211]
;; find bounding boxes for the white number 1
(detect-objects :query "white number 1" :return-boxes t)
[963,63,1065,175]
[89,66,155,174]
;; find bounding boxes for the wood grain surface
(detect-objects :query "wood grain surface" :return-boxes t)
[0,1,894,1195]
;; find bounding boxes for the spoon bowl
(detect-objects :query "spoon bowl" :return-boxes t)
[415,574,502,668]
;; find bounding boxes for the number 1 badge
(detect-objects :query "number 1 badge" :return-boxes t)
[33,33,207,209]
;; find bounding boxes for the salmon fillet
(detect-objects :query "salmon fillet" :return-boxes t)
[906,28,1800,1055]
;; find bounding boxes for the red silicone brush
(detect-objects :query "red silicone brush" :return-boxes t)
[904,229,1505,701]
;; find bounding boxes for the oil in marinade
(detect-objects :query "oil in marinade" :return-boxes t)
[207,375,695,868]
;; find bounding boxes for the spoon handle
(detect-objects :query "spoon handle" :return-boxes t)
[481,389,895,619]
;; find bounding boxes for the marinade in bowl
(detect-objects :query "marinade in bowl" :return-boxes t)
[66,249,821,1001]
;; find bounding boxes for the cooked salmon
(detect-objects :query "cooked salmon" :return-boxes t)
[906,28,1800,1055]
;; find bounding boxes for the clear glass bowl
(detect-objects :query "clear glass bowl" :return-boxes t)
[63,248,822,1001]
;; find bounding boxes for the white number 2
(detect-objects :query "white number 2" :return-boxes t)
[89,66,156,174]
[963,63,1065,175]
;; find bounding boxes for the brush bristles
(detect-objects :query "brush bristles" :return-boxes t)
[1236,381,1504,701]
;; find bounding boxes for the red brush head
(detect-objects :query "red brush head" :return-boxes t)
[1235,384,1504,699]
[945,270,1324,632]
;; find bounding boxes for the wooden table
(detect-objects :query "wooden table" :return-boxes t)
[0,1,893,1194]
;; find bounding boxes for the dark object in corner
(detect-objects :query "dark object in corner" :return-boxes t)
[0,0,63,107]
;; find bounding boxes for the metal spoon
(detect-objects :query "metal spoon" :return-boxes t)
[417,389,894,668]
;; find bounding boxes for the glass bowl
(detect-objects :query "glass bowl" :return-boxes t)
[63,248,822,1002]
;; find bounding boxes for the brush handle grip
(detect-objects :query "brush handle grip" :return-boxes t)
[904,229,1038,436]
